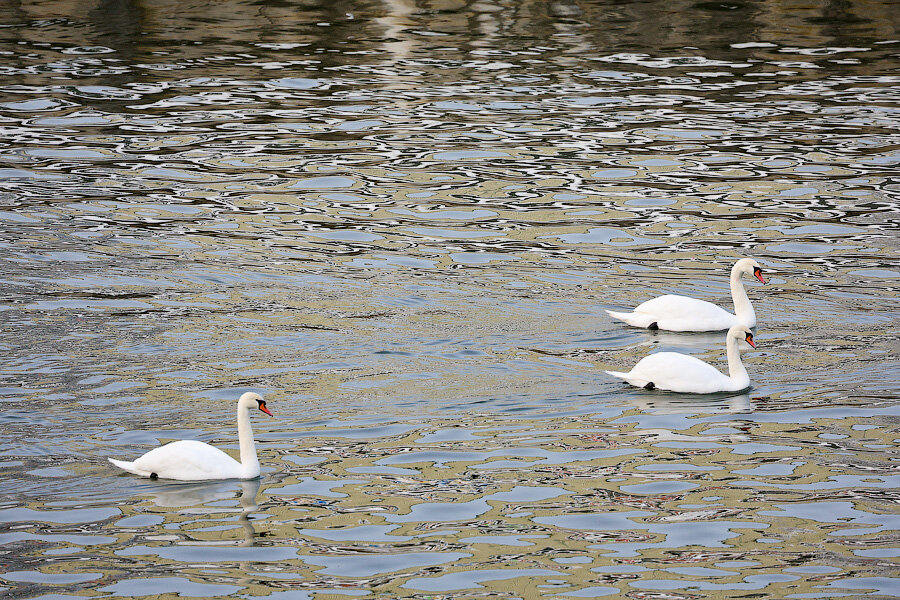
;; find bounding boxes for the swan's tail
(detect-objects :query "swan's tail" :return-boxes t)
[606,309,657,329]
[605,370,630,381]
[605,370,651,389]
[108,457,146,477]
[605,309,632,322]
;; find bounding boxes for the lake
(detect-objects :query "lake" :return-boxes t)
[1,1,898,598]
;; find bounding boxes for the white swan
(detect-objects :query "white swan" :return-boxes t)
[605,325,756,394]
[605,258,765,332]
[108,392,273,481]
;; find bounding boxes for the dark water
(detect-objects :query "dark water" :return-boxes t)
[1,1,898,598]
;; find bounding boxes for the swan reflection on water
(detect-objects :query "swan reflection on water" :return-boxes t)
[238,478,261,547]
[143,478,262,544]
[636,329,738,351]
[626,392,753,414]
[142,477,261,508]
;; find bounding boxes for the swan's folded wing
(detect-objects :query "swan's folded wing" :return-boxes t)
[630,352,730,393]
[635,295,730,319]
[132,440,242,480]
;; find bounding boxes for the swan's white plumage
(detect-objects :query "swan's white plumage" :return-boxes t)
[605,353,740,394]
[606,325,755,394]
[606,258,765,332]
[606,295,738,331]
[109,441,244,480]
[108,392,271,481]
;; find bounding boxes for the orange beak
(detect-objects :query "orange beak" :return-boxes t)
[259,404,273,416]
[754,268,766,284]
[745,335,757,349]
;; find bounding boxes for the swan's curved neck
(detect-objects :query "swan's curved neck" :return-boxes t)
[725,334,750,390]
[237,405,260,479]
[730,265,755,325]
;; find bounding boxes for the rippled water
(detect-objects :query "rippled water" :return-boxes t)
[1,1,899,598]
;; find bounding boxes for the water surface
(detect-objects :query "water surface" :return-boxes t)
[1,1,898,598]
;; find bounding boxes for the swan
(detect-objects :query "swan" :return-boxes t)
[605,258,765,332]
[108,392,273,481]
[605,325,757,393]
